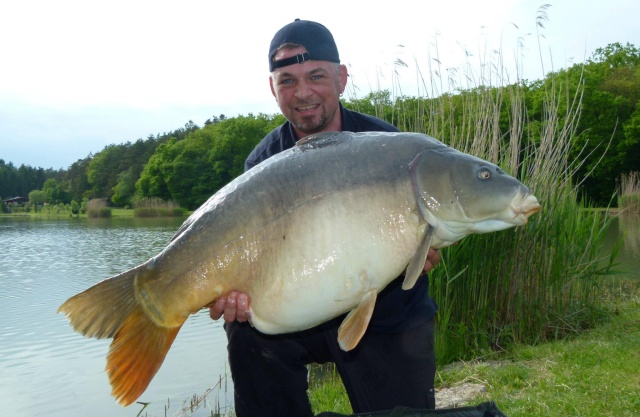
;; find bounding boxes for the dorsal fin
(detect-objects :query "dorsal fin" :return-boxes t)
[295,131,342,146]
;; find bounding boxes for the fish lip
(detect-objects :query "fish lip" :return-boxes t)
[510,193,541,223]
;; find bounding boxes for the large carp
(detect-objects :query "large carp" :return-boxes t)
[59,131,540,406]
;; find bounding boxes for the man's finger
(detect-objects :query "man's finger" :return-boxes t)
[236,293,250,322]
[209,298,225,320]
[223,291,239,323]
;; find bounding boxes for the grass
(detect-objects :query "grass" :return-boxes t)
[438,290,640,416]
[306,285,640,416]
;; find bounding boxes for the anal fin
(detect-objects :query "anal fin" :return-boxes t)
[337,290,377,351]
[403,224,435,290]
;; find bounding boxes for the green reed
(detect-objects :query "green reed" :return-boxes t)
[133,197,186,218]
[86,198,112,218]
[351,13,616,363]
[619,171,640,213]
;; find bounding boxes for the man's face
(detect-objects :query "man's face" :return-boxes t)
[270,46,348,137]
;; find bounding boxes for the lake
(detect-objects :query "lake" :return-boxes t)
[0,216,232,417]
[0,213,638,417]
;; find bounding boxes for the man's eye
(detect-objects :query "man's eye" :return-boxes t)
[311,75,324,81]
[279,79,293,85]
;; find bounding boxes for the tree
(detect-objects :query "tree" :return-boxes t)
[111,167,138,207]
[42,178,68,204]
[28,189,47,205]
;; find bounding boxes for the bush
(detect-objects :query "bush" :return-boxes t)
[86,198,112,218]
[0,198,9,214]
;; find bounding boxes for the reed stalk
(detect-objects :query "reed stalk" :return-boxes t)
[619,171,640,213]
[349,12,616,362]
[133,197,186,218]
[86,198,112,218]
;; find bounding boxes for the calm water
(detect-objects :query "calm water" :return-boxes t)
[0,216,232,417]
[602,213,640,281]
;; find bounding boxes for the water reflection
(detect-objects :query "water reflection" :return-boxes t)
[602,213,640,281]
[618,213,640,260]
[0,217,232,417]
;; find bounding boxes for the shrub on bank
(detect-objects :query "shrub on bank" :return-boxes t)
[87,198,112,218]
[133,198,186,217]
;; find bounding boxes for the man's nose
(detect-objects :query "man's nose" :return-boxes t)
[294,79,313,100]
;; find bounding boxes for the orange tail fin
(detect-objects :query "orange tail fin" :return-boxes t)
[58,266,182,406]
[107,307,181,406]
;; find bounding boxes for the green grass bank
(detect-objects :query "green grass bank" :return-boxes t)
[307,285,640,416]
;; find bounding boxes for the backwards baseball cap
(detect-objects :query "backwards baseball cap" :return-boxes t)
[268,19,340,72]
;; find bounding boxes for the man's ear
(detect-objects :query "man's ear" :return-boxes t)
[339,64,348,94]
[269,75,277,100]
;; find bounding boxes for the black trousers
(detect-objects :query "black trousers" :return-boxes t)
[225,316,436,417]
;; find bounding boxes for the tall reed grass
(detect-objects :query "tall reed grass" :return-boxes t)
[347,7,615,363]
[619,171,640,213]
[86,198,112,218]
[133,197,186,218]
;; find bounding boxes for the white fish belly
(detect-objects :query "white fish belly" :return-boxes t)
[248,186,422,334]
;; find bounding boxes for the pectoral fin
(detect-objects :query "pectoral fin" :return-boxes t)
[337,290,377,351]
[403,224,435,290]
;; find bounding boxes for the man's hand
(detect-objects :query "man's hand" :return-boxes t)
[424,248,441,273]
[208,291,251,323]
[208,248,441,323]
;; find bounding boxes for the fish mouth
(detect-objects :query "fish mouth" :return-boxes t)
[510,193,541,224]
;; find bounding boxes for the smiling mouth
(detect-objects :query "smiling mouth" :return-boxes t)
[296,104,319,112]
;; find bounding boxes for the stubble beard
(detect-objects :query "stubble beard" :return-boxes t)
[291,111,328,135]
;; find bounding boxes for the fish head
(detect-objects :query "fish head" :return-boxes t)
[411,147,541,246]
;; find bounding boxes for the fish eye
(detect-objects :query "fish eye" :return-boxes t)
[478,168,491,180]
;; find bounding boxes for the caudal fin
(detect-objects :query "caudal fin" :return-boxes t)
[107,307,180,406]
[58,266,182,406]
[58,266,141,338]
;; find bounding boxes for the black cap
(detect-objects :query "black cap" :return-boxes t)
[268,19,340,72]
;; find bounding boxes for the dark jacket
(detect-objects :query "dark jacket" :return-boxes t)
[245,104,437,331]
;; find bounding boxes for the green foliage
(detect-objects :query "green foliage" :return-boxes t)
[568,42,640,204]
[111,167,137,207]
[136,114,278,210]
[42,178,68,204]
[70,200,80,215]
[0,197,9,213]
[0,159,55,199]
[28,189,47,205]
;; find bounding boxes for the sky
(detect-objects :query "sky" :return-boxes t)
[1,0,638,170]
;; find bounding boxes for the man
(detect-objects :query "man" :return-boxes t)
[210,19,440,416]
